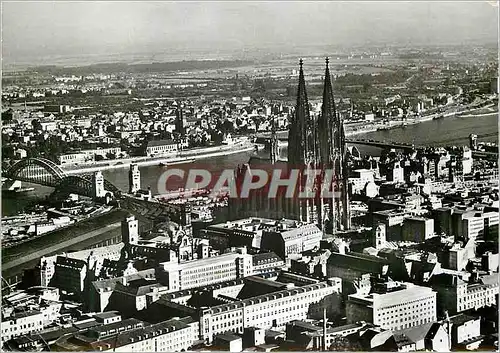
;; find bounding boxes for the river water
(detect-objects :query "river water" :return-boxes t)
[2,112,497,216]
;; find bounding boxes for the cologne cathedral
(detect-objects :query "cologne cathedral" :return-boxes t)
[230,58,351,234]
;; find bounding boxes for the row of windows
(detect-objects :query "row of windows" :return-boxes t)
[381,303,435,316]
[211,309,309,335]
[248,291,327,313]
[207,287,330,318]
[185,268,235,279]
[380,316,435,330]
[148,145,177,152]
[211,290,330,323]
[182,271,236,286]
[379,297,434,311]
[184,262,235,275]
[2,320,43,337]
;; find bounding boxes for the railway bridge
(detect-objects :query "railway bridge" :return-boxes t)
[4,157,120,198]
[3,157,191,223]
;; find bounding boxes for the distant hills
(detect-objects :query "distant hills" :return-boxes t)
[27,60,254,75]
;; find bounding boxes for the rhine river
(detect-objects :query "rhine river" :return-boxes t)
[2,112,497,216]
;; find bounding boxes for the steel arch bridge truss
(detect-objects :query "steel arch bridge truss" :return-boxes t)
[119,195,185,223]
[4,158,121,199]
[51,174,121,199]
[5,158,67,187]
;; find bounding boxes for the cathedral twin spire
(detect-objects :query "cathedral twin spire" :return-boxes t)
[288,57,351,231]
[289,57,341,167]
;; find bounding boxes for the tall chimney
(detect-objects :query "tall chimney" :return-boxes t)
[445,311,451,351]
[322,307,327,350]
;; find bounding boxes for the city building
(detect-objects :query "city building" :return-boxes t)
[286,320,368,350]
[252,252,286,274]
[326,251,389,290]
[145,139,178,156]
[54,317,198,352]
[346,281,437,330]
[260,220,323,260]
[350,168,376,194]
[401,217,435,242]
[199,217,268,251]
[449,314,483,350]
[1,311,46,344]
[430,273,498,315]
[158,247,253,292]
[57,147,122,165]
[52,256,87,298]
[40,243,124,287]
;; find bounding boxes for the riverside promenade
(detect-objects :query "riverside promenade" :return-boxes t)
[62,142,256,175]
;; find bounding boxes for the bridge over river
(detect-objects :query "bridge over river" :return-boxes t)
[255,132,498,160]
[2,158,193,289]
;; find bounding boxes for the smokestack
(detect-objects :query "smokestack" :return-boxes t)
[445,311,451,351]
[322,307,327,351]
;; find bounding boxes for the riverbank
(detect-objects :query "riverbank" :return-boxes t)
[348,106,498,138]
[2,208,128,265]
[457,111,498,118]
[63,143,256,175]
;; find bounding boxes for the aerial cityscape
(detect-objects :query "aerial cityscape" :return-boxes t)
[1,1,499,352]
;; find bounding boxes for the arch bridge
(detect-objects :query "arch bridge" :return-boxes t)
[4,158,120,198]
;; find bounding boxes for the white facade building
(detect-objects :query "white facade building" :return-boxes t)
[197,279,338,343]
[146,140,178,156]
[347,282,437,331]
[160,248,253,292]
[350,169,376,194]
[2,311,44,343]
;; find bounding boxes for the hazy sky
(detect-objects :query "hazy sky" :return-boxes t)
[2,1,498,63]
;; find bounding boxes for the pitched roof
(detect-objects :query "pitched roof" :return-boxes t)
[426,323,444,340]
[450,314,478,326]
[90,318,189,350]
[393,333,414,347]
[394,322,434,343]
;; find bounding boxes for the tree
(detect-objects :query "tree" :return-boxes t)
[1,109,13,122]
[222,120,234,134]
[32,119,42,131]
[329,336,363,351]
[2,146,14,159]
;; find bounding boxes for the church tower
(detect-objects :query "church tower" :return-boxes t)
[288,59,316,166]
[175,104,185,137]
[92,171,106,199]
[374,223,387,250]
[122,214,139,245]
[128,163,141,194]
[270,115,279,164]
[319,57,351,231]
[318,57,335,166]
[287,59,317,223]
[175,104,185,150]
